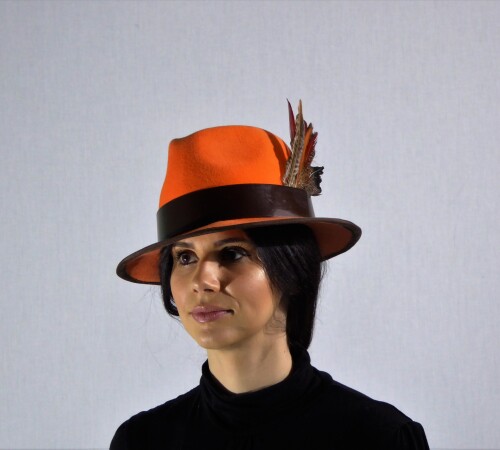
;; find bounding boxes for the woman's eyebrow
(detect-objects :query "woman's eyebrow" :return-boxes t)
[214,237,252,247]
[172,241,194,249]
[172,237,252,250]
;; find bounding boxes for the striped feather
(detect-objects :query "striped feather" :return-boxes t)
[282,100,323,195]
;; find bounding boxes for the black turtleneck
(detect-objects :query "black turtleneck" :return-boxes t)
[110,347,430,449]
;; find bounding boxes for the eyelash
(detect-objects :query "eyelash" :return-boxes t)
[172,246,250,266]
[221,246,250,262]
[172,250,196,266]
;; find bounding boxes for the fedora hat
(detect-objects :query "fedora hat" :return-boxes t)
[116,101,361,284]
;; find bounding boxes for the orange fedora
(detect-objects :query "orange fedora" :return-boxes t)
[116,101,361,284]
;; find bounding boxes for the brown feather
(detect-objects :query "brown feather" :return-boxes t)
[287,99,296,143]
[282,99,322,195]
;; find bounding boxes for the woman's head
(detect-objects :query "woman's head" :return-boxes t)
[160,224,324,350]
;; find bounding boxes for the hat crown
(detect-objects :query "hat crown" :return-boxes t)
[159,125,290,207]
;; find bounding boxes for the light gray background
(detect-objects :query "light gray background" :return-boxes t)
[1,1,498,449]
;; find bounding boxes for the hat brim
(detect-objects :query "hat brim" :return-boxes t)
[116,216,361,284]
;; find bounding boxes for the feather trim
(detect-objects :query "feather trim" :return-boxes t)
[282,99,323,196]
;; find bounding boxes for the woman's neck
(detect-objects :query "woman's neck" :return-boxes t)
[206,336,292,394]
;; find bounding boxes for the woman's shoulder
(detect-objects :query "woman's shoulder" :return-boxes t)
[315,368,409,418]
[109,386,200,449]
[122,385,200,423]
[311,369,430,449]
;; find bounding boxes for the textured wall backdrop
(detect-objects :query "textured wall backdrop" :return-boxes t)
[1,1,498,449]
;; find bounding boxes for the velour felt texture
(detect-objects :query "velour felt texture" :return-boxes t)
[159,125,289,206]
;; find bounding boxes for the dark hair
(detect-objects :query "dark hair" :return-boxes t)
[159,224,325,349]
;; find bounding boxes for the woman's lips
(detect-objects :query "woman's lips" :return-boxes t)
[191,306,233,323]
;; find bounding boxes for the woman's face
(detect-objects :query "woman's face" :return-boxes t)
[170,229,284,351]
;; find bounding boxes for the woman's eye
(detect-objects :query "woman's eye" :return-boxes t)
[174,251,196,266]
[220,246,249,263]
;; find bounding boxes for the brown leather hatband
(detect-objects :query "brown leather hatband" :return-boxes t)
[156,184,315,240]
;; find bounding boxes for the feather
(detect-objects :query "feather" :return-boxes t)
[287,99,296,143]
[282,100,305,186]
[282,100,323,196]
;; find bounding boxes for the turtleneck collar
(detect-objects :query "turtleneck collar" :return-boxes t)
[198,346,323,434]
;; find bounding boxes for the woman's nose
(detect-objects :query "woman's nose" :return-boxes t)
[192,260,221,293]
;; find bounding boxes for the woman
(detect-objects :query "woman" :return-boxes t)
[111,101,430,449]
